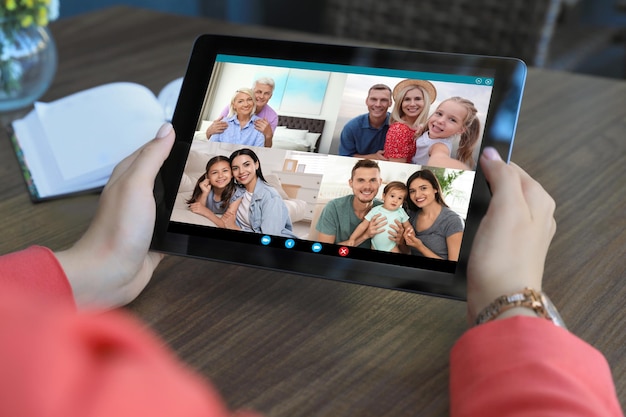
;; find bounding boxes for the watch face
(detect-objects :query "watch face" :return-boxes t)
[541,292,566,329]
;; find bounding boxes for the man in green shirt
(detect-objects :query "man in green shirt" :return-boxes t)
[315,159,404,249]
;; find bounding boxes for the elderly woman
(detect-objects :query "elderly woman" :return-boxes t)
[207,88,266,147]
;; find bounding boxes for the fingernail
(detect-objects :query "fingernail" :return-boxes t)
[156,122,173,139]
[482,147,502,161]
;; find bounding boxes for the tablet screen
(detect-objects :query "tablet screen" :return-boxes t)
[152,34,526,300]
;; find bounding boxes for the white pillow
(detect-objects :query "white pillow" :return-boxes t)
[275,127,308,140]
[305,132,321,150]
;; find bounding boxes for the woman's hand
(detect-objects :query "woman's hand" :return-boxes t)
[55,123,176,310]
[221,211,238,230]
[403,227,422,249]
[467,147,556,322]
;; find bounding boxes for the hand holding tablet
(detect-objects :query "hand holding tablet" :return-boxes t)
[151,34,527,300]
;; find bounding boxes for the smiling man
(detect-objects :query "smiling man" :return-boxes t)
[338,84,392,159]
[316,159,403,249]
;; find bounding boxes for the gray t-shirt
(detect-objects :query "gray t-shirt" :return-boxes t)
[316,195,382,249]
[407,206,464,259]
[205,189,227,214]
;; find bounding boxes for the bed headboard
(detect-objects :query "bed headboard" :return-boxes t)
[278,115,325,134]
[277,115,325,153]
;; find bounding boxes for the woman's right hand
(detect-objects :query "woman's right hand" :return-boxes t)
[467,147,556,323]
[403,227,423,249]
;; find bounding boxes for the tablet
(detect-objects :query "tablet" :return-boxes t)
[152,34,526,300]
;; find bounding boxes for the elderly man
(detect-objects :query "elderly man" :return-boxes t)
[206,77,278,147]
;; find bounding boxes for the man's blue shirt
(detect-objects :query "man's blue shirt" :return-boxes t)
[339,113,390,156]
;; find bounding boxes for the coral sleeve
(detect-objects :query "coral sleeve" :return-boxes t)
[0,245,263,417]
[450,316,624,417]
[0,245,75,307]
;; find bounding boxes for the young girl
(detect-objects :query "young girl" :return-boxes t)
[347,181,412,253]
[412,96,481,169]
[383,79,437,163]
[225,148,297,238]
[186,155,242,229]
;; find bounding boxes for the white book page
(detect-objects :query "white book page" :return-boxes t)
[35,82,165,181]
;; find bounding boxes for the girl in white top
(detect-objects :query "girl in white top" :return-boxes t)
[412,96,481,170]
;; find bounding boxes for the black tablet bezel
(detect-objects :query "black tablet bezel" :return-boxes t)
[152,34,526,301]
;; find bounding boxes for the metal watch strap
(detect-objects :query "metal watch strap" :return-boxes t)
[475,287,556,326]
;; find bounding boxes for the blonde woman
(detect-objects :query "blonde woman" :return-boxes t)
[208,88,265,147]
[383,79,436,163]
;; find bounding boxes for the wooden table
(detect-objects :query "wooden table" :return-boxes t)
[1,7,624,416]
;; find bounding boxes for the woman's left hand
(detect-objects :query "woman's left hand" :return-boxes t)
[55,123,176,310]
[403,227,422,248]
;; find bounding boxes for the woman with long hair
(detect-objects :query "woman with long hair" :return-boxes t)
[224,148,297,238]
[401,169,464,261]
[383,79,437,163]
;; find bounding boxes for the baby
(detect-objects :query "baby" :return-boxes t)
[347,181,411,253]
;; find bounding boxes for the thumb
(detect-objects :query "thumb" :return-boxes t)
[106,123,175,186]
[125,123,176,182]
[479,146,505,190]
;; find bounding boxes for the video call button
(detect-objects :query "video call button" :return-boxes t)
[261,235,271,245]
[311,242,322,253]
[338,246,349,257]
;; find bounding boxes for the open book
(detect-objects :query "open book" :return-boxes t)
[9,78,182,202]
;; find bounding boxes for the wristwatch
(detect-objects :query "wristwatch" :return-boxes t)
[475,287,566,328]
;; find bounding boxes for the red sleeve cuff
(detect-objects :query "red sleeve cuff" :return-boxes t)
[0,246,75,308]
[450,316,623,417]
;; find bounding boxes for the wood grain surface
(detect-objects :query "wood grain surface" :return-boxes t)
[0,6,624,416]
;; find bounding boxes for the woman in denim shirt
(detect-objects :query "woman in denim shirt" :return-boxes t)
[223,148,297,238]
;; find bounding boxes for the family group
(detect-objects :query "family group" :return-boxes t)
[204,77,278,148]
[339,80,481,170]
[315,159,463,260]
[186,148,296,238]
